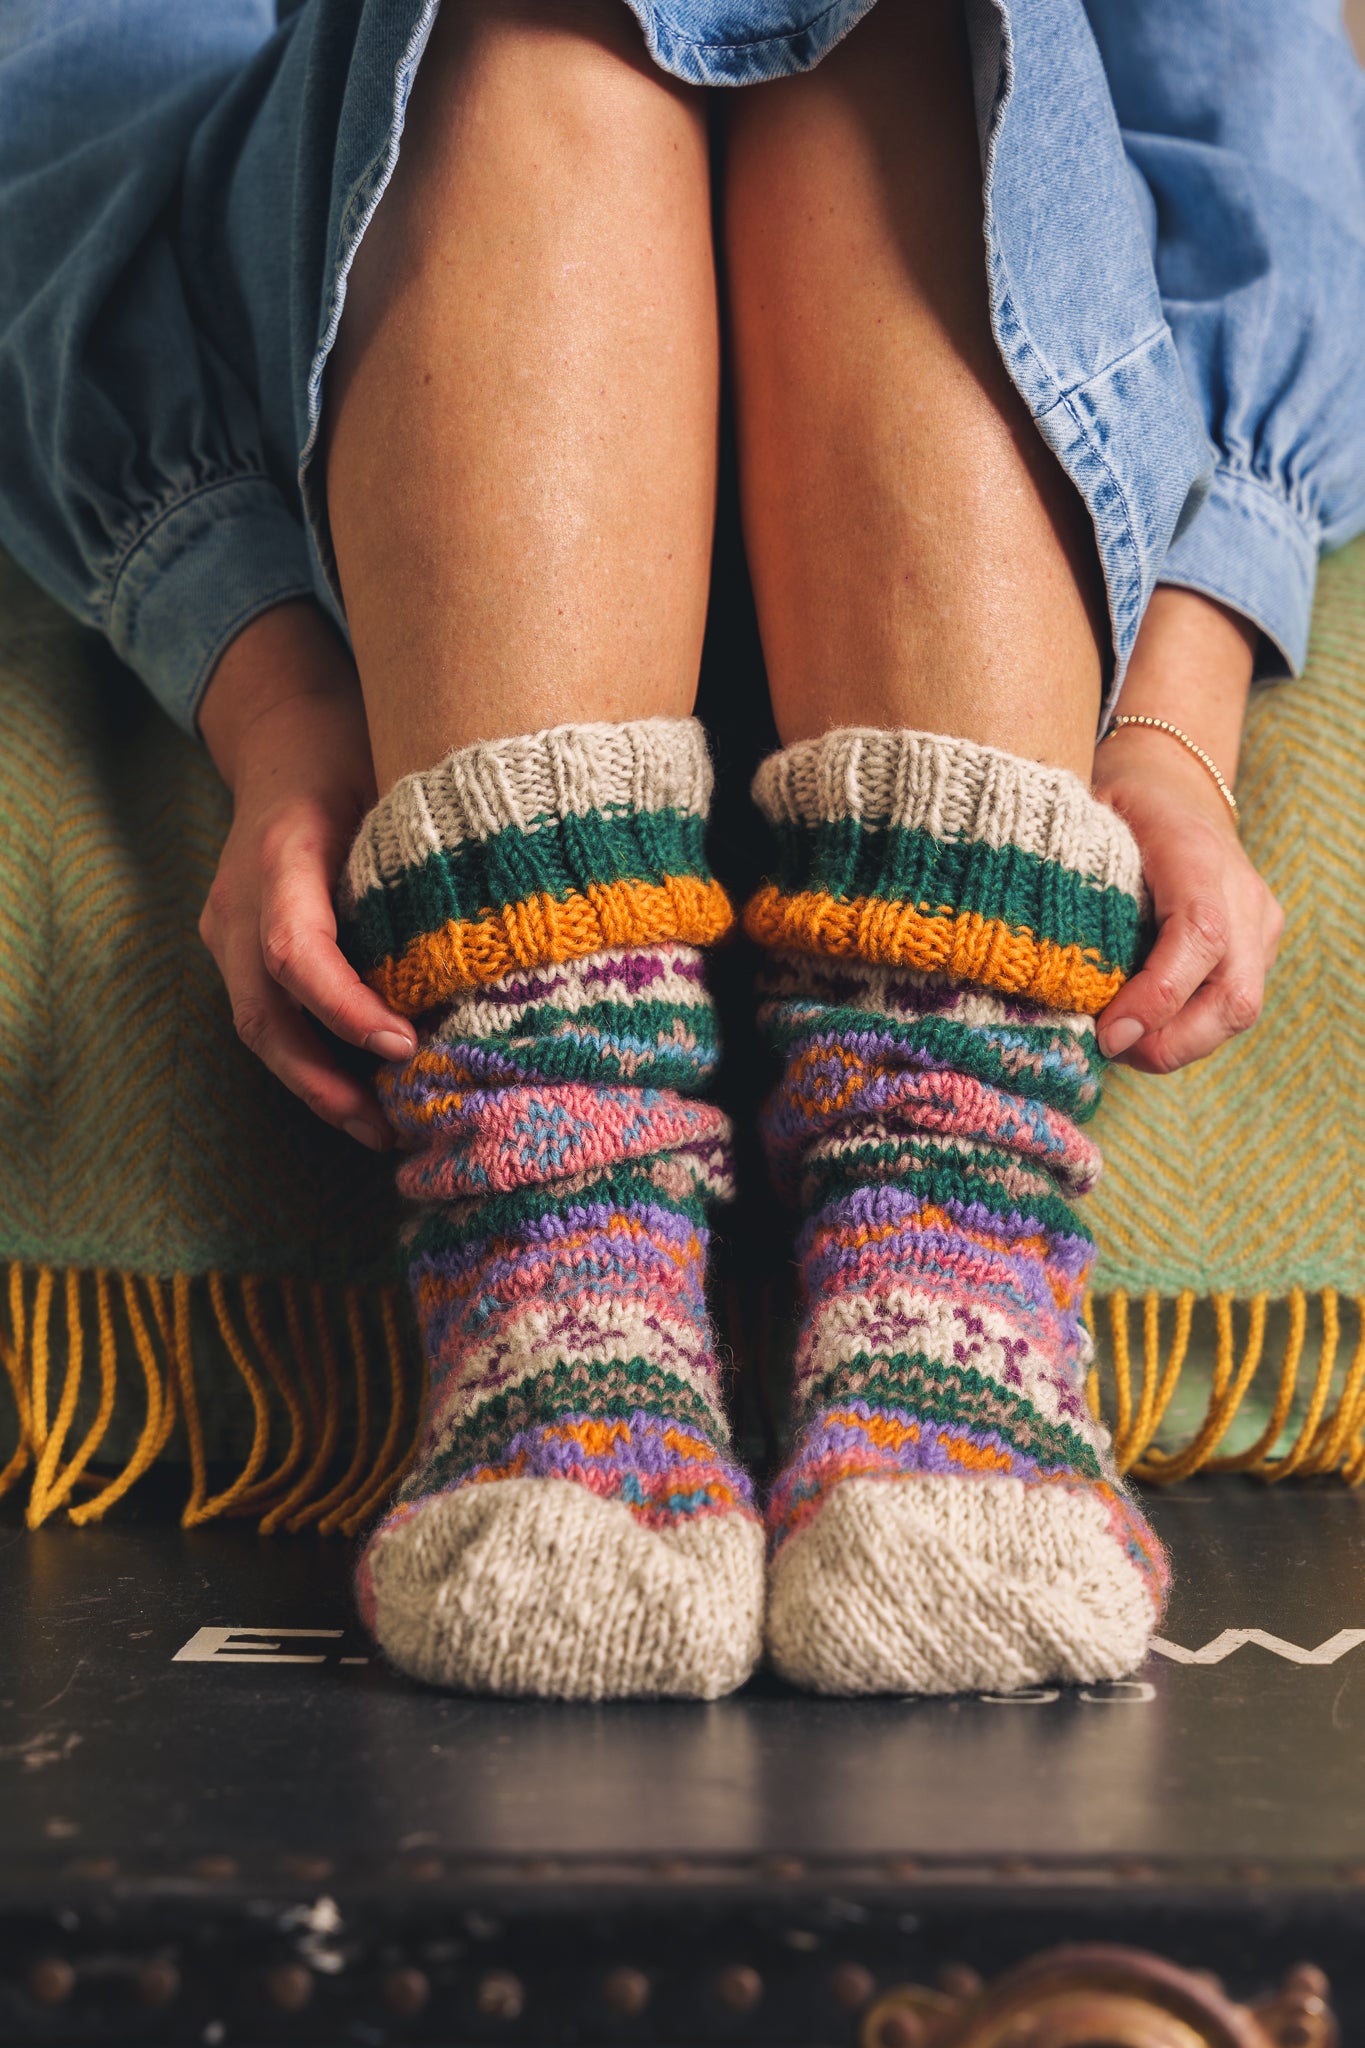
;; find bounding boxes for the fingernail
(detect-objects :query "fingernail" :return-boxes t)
[1102,1017,1143,1058]
[344,1118,387,1151]
[367,1029,416,1061]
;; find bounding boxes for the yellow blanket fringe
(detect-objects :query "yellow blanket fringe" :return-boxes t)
[0,1265,424,1534]
[1082,1286,1365,1484]
[4,1266,1365,1528]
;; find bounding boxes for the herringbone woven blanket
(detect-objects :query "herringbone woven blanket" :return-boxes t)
[0,539,1362,1527]
[1085,539,1365,1482]
[0,551,410,1532]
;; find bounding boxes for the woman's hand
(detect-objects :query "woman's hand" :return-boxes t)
[1090,588,1284,1075]
[1092,722,1284,1075]
[196,601,416,1147]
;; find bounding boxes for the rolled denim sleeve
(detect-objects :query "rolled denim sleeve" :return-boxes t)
[1086,0,1365,678]
[0,3,316,733]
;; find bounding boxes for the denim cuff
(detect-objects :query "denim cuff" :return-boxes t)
[617,0,880,85]
[106,475,317,735]
[1153,463,1321,687]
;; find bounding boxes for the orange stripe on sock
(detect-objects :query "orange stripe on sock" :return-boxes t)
[825,1408,921,1452]
[547,1417,631,1456]
[743,886,1125,1014]
[942,1433,1016,1473]
[368,875,733,1013]
[823,1208,1056,1270]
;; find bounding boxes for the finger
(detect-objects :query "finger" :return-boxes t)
[1097,890,1230,1059]
[260,853,416,1060]
[220,930,394,1147]
[1120,917,1266,1073]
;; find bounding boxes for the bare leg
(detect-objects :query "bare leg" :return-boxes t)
[727,8,1172,1699]
[724,0,1106,779]
[325,0,717,791]
[319,10,767,1703]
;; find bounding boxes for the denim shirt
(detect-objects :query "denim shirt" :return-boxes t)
[0,0,1362,738]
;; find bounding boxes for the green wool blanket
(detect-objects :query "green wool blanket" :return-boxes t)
[1,541,1362,1528]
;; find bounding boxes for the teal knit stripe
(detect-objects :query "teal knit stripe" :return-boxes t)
[432,1034,711,1093]
[443,995,719,1049]
[403,1357,725,1499]
[767,816,1144,972]
[803,1350,1104,1480]
[434,997,720,1090]
[762,1004,1104,1119]
[405,1169,708,1262]
[341,806,714,975]
[800,1147,1096,1247]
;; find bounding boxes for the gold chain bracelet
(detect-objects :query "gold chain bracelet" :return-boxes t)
[1099,713,1240,824]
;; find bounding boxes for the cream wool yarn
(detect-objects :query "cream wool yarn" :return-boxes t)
[746,725,1170,1697]
[340,717,764,1701]
[368,1481,764,1700]
[766,1476,1156,1695]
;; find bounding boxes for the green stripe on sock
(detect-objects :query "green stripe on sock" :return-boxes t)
[343,807,714,974]
[410,1357,726,1496]
[406,1168,710,1261]
[439,997,720,1089]
[764,1005,1104,1119]
[801,1149,1095,1247]
[767,817,1143,970]
[804,1351,1103,1479]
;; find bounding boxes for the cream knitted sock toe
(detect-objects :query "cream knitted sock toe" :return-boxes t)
[767,1475,1156,1695]
[366,1481,763,1699]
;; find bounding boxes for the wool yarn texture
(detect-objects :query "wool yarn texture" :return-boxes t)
[338,718,764,1700]
[744,726,1170,1696]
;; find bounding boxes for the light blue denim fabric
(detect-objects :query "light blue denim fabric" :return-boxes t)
[0,0,1362,738]
[618,0,881,82]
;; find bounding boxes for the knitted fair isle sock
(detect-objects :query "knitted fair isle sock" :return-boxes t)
[338,719,764,1700]
[745,727,1169,1696]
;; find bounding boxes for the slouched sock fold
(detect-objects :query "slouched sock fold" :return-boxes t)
[339,719,763,1701]
[744,726,1168,1697]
